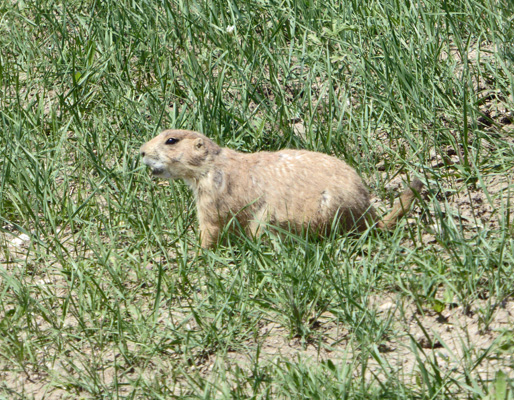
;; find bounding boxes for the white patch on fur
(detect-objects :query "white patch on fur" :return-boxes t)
[142,157,172,178]
[320,190,331,210]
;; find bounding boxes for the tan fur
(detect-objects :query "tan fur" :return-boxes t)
[140,129,423,248]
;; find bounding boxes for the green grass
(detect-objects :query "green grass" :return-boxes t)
[1,0,514,398]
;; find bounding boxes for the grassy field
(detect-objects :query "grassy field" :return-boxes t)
[1,0,514,398]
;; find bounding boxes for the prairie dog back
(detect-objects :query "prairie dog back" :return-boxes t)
[140,130,422,247]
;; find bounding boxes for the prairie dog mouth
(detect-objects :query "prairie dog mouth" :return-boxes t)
[151,168,165,176]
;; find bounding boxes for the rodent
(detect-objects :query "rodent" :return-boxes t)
[140,129,423,248]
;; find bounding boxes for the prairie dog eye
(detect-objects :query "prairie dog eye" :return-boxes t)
[165,138,179,145]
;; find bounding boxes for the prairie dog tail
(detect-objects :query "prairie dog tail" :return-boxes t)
[378,178,423,230]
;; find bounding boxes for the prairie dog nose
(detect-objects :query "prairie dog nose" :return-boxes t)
[140,143,147,157]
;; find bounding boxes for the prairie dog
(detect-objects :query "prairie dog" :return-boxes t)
[140,129,423,248]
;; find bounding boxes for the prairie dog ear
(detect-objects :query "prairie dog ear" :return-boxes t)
[193,138,204,150]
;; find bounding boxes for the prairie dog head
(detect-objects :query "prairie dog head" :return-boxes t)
[140,130,221,180]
